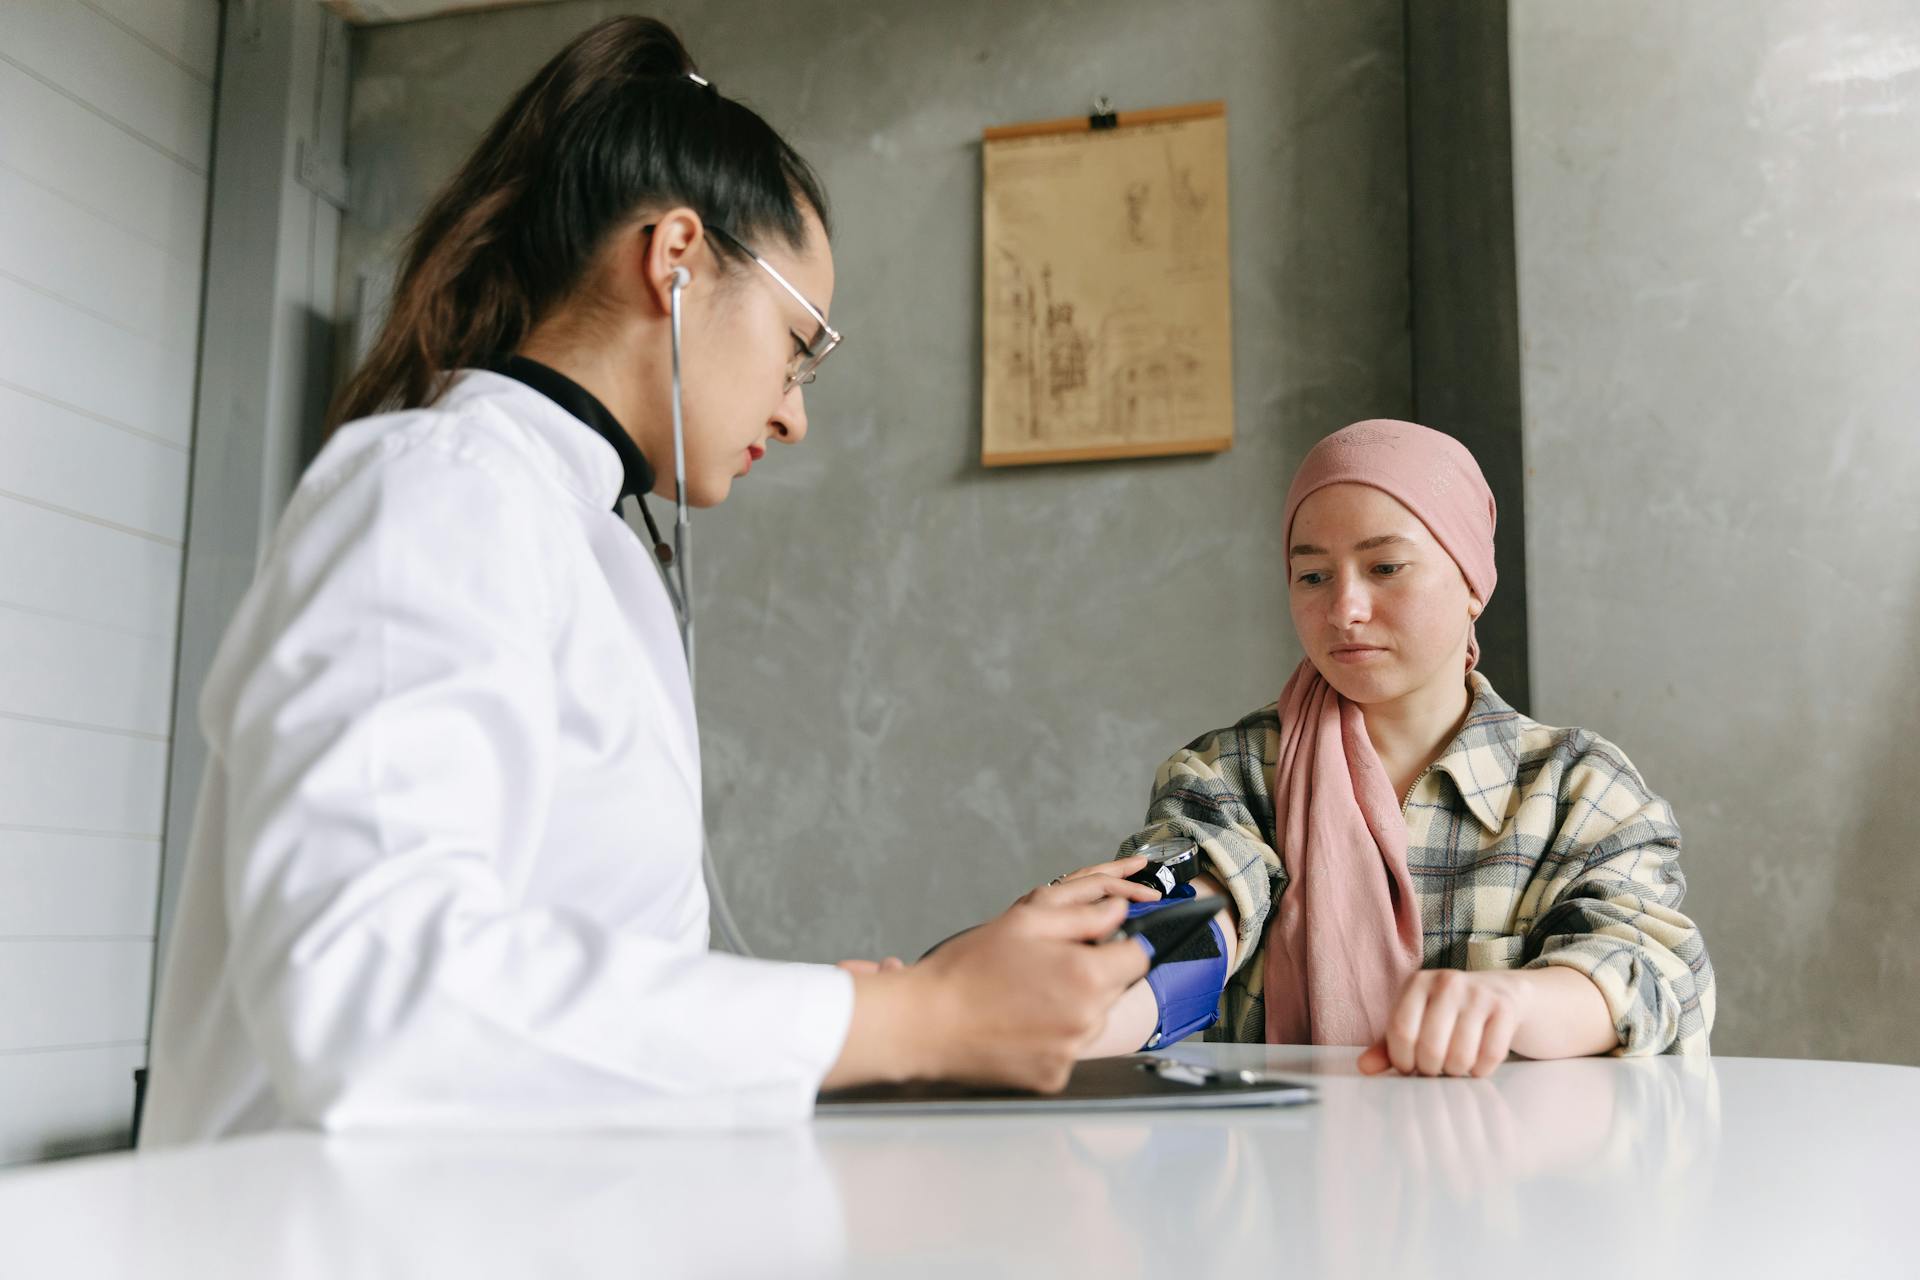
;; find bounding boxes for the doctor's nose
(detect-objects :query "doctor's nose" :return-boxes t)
[770,385,808,445]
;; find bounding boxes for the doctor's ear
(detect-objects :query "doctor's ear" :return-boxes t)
[636,207,706,311]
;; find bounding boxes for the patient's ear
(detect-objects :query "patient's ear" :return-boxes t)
[1468,595,1484,619]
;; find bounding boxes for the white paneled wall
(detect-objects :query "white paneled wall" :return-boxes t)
[0,0,220,1164]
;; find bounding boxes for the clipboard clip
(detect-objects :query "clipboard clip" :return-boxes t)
[1139,1059,1213,1087]
[1089,95,1119,130]
[1138,1059,1297,1088]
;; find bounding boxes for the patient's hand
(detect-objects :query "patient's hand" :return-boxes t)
[1359,970,1524,1078]
[1357,966,1617,1077]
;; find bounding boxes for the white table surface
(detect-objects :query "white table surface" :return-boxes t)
[2,1044,1916,1279]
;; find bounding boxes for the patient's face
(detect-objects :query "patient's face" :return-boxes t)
[1287,483,1478,706]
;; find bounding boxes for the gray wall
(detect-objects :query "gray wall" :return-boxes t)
[1511,0,1920,1064]
[341,0,1413,963]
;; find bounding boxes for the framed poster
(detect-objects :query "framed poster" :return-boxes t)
[981,100,1233,467]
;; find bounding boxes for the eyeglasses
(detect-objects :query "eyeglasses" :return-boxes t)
[644,222,842,394]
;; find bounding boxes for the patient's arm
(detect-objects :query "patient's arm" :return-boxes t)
[1078,873,1239,1058]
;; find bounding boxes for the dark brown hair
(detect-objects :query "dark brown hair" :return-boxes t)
[328,16,830,430]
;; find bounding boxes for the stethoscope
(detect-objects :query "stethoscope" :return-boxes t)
[633,265,696,682]
[632,264,753,955]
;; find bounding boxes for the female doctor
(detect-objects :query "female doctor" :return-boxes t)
[140,16,1147,1143]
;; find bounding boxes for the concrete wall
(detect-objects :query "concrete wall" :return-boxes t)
[340,0,1413,964]
[1511,0,1920,1063]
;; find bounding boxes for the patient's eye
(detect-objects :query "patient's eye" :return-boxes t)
[1373,562,1409,577]
[1295,570,1329,586]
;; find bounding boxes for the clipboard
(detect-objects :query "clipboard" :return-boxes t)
[816,1055,1315,1116]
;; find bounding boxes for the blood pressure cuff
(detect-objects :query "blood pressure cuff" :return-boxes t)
[1126,888,1228,1050]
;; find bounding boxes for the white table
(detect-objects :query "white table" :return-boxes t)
[2,1044,1916,1278]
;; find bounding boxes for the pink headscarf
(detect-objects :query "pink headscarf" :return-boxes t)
[1262,420,1497,1046]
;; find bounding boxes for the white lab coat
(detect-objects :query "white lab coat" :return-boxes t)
[141,372,854,1144]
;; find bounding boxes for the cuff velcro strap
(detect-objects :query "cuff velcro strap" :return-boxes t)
[1125,890,1228,1049]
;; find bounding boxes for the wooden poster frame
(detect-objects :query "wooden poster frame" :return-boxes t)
[980,100,1233,468]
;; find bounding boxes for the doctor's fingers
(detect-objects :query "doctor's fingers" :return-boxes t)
[1058,854,1149,883]
[1083,935,1153,992]
[1018,940,1150,1036]
[1015,860,1153,909]
[1026,874,1161,910]
[1011,895,1132,945]
[834,957,908,975]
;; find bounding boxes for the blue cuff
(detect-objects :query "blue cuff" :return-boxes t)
[1125,890,1228,1049]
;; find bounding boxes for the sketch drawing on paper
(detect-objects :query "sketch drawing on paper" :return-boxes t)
[981,104,1233,466]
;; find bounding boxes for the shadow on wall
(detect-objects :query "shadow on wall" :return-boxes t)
[8,1068,145,1165]
[304,303,348,472]
[1825,557,1920,1066]
[17,1121,131,1166]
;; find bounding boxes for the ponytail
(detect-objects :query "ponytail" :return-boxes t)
[328,16,828,430]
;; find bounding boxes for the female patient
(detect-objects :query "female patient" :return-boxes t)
[1047,420,1715,1075]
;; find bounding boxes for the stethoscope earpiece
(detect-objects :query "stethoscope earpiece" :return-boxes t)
[661,259,693,682]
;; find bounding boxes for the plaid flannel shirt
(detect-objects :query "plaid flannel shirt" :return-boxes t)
[1118,674,1715,1055]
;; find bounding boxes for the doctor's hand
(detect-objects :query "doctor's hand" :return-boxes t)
[823,896,1149,1095]
[921,896,1152,1092]
[835,957,906,975]
[1015,853,1163,911]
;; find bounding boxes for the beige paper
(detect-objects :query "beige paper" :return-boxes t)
[982,106,1234,467]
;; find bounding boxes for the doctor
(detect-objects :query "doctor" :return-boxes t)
[141,16,1147,1143]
